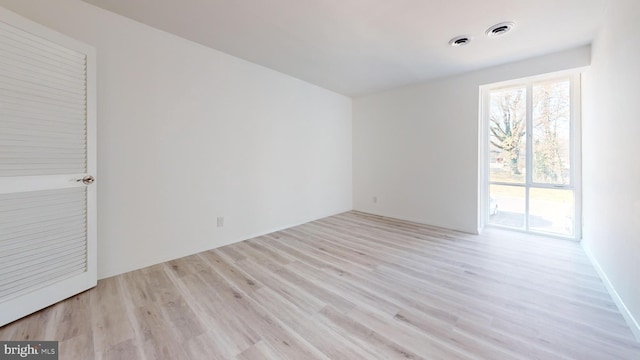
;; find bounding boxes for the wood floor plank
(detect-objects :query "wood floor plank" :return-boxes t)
[89,277,136,353]
[60,332,94,360]
[346,305,476,360]
[98,338,140,360]
[248,287,377,359]
[232,255,328,315]
[236,340,282,360]
[131,302,190,360]
[316,305,424,360]
[198,250,262,294]
[178,272,261,355]
[1,211,639,359]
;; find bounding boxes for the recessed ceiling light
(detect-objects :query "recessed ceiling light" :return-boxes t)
[486,22,515,37]
[449,35,472,47]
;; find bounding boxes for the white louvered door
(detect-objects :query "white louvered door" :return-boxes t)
[0,8,96,326]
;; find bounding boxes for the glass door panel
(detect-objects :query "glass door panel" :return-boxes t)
[489,185,525,229]
[529,188,574,236]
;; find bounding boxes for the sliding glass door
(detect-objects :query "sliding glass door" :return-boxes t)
[483,74,581,238]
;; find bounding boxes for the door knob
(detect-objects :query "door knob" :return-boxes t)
[77,175,95,185]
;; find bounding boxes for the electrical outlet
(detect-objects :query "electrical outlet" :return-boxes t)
[217,217,224,227]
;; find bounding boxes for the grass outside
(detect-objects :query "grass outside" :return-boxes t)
[490,170,573,202]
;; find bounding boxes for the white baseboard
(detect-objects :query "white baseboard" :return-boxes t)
[582,241,640,342]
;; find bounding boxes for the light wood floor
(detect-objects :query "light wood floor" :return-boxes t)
[1,211,639,359]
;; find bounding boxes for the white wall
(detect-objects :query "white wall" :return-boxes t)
[582,0,640,336]
[0,0,352,278]
[353,46,590,233]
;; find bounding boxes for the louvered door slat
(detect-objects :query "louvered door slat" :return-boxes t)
[0,141,86,149]
[0,124,86,136]
[0,260,87,300]
[0,119,85,133]
[1,240,85,273]
[0,217,86,239]
[0,92,86,116]
[0,80,86,106]
[0,65,86,94]
[0,238,85,273]
[0,109,85,126]
[0,40,86,76]
[0,13,87,178]
[0,228,85,251]
[0,27,86,70]
[0,209,86,232]
[0,55,85,86]
[0,132,86,144]
[0,187,87,302]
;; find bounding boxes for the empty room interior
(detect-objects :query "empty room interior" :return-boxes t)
[0,0,639,359]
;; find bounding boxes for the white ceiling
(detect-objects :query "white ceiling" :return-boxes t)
[81,0,608,96]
